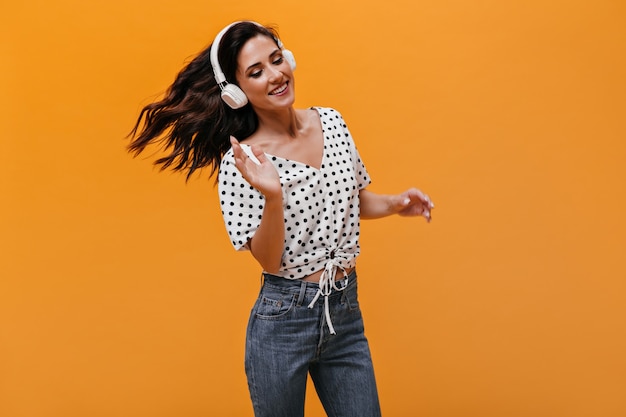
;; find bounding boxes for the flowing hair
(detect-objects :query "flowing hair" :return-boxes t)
[127,22,281,181]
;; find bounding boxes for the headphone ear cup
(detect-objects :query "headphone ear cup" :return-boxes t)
[221,84,248,109]
[283,49,296,71]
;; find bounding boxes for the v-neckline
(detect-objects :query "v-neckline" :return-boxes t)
[241,107,326,172]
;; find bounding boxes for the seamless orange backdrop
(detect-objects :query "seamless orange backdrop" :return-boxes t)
[2,1,625,416]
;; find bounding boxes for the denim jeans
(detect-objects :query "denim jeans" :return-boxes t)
[245,270,382,417]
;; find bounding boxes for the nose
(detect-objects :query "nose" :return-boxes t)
[267,66,283,82]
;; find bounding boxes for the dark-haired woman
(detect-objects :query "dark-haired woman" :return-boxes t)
[129,21,434,417]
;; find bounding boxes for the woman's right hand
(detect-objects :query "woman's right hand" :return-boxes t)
[230,137,282,199]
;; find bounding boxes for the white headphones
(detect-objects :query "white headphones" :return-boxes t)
[209,21,297,109]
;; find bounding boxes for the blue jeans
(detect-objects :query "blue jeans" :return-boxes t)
[245,270,382,417]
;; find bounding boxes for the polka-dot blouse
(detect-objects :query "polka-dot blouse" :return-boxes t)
[218,107,371,280]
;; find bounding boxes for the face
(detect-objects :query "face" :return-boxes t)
[235,35,295,111]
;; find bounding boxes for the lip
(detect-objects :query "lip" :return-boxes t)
[268,81,289,96]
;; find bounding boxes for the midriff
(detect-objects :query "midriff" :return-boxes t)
[301,266,355,283]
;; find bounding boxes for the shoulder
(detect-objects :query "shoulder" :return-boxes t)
[310,106,342,116]
[219,147,235,168]
[310,107,347,127]
[218,147,239,182]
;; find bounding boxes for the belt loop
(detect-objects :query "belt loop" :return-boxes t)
[296,280,307,307]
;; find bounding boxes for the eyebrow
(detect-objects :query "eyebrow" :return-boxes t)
[245,49,281,72]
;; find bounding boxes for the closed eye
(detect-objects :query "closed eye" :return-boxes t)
[246,50,284,78]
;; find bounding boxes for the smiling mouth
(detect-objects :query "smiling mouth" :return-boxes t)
[269,82,289,95]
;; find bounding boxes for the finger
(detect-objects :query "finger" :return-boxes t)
[407,188,427,203]
[409,189,434,209]
[232,153,247,173]
[229,136,241,150]
[249,145,268,164]
[393,193,412,210]
[424,194,435,209]
[230,142,249,173]
[230,137,244,158]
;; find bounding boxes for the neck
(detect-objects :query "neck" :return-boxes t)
[255,107,303,138]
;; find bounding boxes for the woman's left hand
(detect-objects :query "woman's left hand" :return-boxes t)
[394,188,435,221]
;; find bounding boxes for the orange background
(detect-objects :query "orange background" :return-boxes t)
[2,1,625,416]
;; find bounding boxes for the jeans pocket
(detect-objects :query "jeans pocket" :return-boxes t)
[254,292,297,320]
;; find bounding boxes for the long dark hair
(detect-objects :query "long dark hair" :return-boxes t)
[128,22,281,181]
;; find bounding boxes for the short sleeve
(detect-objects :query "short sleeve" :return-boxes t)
[336,111,372,190]
[217,150,265,251]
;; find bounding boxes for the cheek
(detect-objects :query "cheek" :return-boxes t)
[241,78,267,97]
[234,71,254,91]
[237,76,256,91]
[234,73,246,89]
[285,67,295,86]
[236,81,252,97]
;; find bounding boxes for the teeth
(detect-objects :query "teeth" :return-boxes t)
[270,83,287,95]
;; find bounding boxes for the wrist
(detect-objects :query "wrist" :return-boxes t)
[264,192,283,206]
[389,194,402,214]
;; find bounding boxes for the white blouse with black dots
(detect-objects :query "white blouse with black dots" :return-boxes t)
[218,107,371,280]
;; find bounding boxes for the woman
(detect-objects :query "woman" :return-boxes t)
[129,21,434,417]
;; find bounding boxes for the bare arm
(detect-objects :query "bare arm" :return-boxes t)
[359,188,434,221]
[230,137,284,273]
[248,195,284,273]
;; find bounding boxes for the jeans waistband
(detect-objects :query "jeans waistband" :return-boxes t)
[262,269,356,290]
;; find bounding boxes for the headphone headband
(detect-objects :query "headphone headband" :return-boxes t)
[209,21,288,85]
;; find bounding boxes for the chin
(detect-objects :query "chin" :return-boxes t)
[270,95,296,108]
